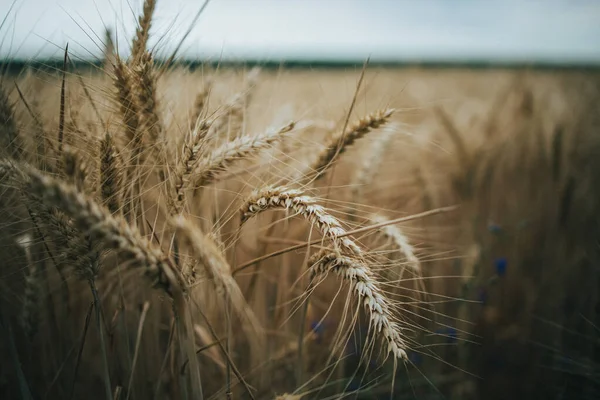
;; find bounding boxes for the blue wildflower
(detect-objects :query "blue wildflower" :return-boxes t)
[310,320,325,343]
[494,257,507,277]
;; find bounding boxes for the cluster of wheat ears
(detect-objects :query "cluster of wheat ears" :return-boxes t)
[1,1,600,399]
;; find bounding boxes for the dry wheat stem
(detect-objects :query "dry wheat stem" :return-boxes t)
[172,216,264,340]
[309,250,408,361]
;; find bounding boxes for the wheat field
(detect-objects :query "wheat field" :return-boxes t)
[1,2,600,400]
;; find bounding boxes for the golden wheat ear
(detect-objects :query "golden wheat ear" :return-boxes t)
[130,0,157,66]
[62,145,88,191]
[351,122,397,204]
[189,78,213,132]
[99,131,123,215]
[0,159,183,301]
[309,108,395,181]
[308,249,408,361]
[240,185,362,255]
[113,56,140,153]
[191,121,296,190]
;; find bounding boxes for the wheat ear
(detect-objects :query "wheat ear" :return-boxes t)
[240,186,361,255]
[130,0,156,65]
[133,52,163,155]
[0,160,182,300]
[192,121,295,189]
[189,79,213,131]
[351,123,396,202]
[113,57,140,150]
[170,118,213,214]
[99,131,122,215]
[310,108,395,180]
[370,214,421,275]
[309,250,408,360]
[62,145,88,191]
[208,67,261,142]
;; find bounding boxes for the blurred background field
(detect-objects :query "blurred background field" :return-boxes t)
[1,1,600,399]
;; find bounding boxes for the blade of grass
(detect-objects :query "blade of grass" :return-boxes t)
[125,301,150,400]
[69,302,94,400]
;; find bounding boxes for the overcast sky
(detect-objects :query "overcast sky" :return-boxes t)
[1,0,599,63]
